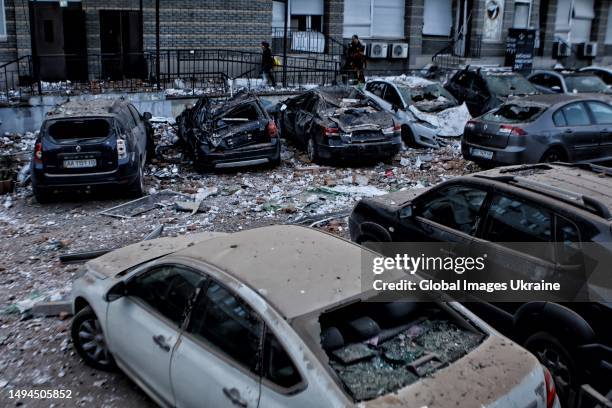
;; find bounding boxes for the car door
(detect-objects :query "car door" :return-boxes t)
[395,184,489,268]
[554,102,600,161]
[106,265,206,407]
[257,328,308,407]
[585,101,612,159]
[171,278,263,408]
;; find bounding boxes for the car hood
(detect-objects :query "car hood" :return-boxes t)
[364,335,545,408]
[408,103,471,137]
[363,188,431,212]
[86,232,227,278]
[327,110,392,133]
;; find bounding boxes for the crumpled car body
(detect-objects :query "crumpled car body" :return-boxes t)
[364,76,472,149]
[176,91,280,171]
[280,86,401,164]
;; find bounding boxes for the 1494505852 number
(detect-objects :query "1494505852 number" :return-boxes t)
[7,389,72,399]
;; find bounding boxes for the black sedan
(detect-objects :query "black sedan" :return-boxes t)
[176,91,280,171]
[279,87,401,164]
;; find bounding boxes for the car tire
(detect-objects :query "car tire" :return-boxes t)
[540,147,567,163]
[402,125,418,148]
[71,306,116,371]
[127,160,145,197]
[33,188,51,204]
[307,137,320,163]
[524,332,576,406]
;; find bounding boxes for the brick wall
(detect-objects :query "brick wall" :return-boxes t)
[0,0,18,63]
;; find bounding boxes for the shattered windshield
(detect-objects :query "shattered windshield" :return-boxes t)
[484,74,537,96]
[564,75,609,93]
[483,103,545,123]
[397,84,458,112]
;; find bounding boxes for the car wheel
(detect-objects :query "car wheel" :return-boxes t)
[402,125,418,148]
[33,188,51,204]
[307,137,319,163]
[71,306,116,371]
[524,332,575,406]
[128,160,145,197]
[540,147,567,163]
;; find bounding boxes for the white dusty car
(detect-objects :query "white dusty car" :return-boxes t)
[70,226,559,408]
[364,76,471,148]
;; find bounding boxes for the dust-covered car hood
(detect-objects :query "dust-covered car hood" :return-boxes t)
[326,109,394,133]
[408,103,471,137]
[86,232,227,278]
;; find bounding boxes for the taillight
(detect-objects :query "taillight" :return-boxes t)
[323,127,340,137]
[543,366,556,408]
[34,142,43,164]
[117,139,127,159]
[266,120,278,138]
[465,120,477,130]
[499,124,527,136]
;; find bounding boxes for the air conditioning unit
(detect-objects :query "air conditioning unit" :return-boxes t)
[390,43,409,59]
[553,42,571,58]
[579,42,598,58]
[369,42,388,58]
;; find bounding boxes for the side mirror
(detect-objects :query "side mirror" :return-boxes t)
[392,104,400,113]
[142,112,152,121]
[105,281,127,302]
[280,103,288,112]
[399,204,414,219]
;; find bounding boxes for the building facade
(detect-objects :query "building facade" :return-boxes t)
[0,0,609,80]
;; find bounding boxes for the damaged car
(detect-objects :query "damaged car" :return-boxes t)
[176,91,280,171]
[364,76,471,148]
[528,70,612,95]
[279,87,401,163]
[71,225,558,408]
[31,98,153,203]
[445,67,539,117]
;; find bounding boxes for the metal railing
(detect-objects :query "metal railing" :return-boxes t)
[0,49,342,102]
[432,34,483,68]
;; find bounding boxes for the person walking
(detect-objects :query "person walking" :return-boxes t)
[261,41,277,88]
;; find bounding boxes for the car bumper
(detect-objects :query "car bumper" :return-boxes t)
[31,159,139,194]
[197,140,280,169]
[318,139,401,161]
[461,140,534,166]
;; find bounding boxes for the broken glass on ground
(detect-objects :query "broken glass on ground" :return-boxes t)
[98,190,190,218]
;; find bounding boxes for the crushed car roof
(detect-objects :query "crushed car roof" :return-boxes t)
[174,225,368,319]
[473,164,612,217]
[502,93,604,105]
[370,75,436,88]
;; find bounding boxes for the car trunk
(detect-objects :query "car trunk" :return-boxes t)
[318,301,485,402]
[464,121,511,148]
[41,117,118,174]
[205,102,270,150]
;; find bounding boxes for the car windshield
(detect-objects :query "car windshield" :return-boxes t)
[484,74,537,96]
[397,84,458,112]
[483,103,545,123]
[564,75,608,93]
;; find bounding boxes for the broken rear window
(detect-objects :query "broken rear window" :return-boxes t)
[46,119,112,143]
[214,103,262,128]
[318,301,484,402]
[483,104,545,123]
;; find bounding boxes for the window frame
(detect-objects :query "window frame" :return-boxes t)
[512,0,532,29]
[260,325,308,395]
[125,263,207,329]
[343,0,405,39]
[585,100,612,125]
[555,102,593,127]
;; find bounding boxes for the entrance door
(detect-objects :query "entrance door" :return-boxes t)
[30,2,88,81]
[100,10,144,80]
[454,0,472,57]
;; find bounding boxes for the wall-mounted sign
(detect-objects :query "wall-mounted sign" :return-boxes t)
[483,0,505,41]
[505,28,536,73]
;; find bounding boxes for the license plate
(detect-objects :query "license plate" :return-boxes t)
[63,159,97,168]
[470,148,493,160]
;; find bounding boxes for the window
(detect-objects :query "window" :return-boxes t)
[128,105,142,125]
[570,0,595,43]
[423,0,452,36]
[290,0,324,32]
[513,0,531,28]
[529,74,562,91]
[484,195,553,260]
[366,82,385,98]
[416,185,488,235]
[188,281,263,373]
[129,266,206,326]
[0,0,7,40]
[561,103,591,126]
[587,102,612,125]
[606,6,612,44]
[383,86,403,107]
[263,331,302,389]
[555,216,582,265]
[553,110,567,126]
[343,0,405,39]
